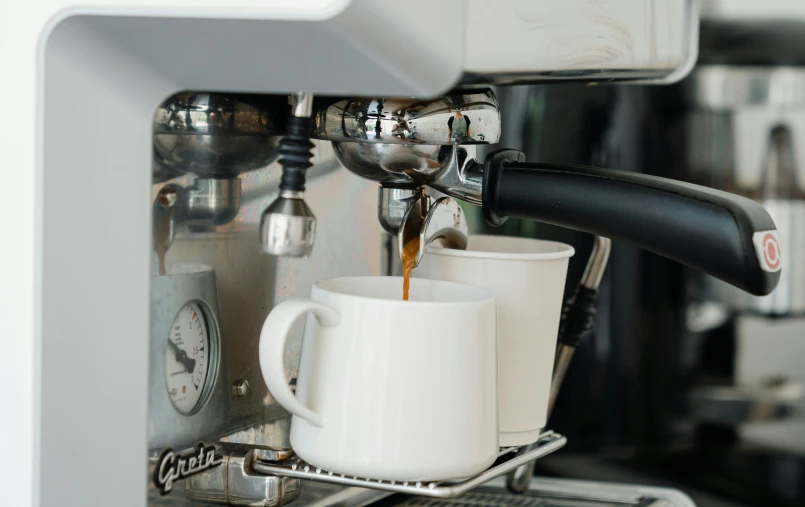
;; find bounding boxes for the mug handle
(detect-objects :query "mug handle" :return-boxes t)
[259,298,340,427]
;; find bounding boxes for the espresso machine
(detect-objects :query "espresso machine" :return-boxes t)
[7,1,795,507]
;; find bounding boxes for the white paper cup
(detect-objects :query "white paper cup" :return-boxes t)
[415,235,574,446]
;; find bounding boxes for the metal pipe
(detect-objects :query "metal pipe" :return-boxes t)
[580,236,612,290]
[506,235,611,494]
[547,344,575,415]
[291,92,314,118]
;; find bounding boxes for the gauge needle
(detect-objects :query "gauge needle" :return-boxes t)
[167,339,196,374]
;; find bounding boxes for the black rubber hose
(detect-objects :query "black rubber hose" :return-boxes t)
[278,116,314,192]
[558,286,598,348]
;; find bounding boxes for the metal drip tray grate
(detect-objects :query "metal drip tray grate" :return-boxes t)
[391,492,638,507]
[252,431,566,499]
[392,491,577,506]
[390,491,664,507]
[379,477,695,507]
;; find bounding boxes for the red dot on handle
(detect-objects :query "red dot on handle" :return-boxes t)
[762,233,781,269]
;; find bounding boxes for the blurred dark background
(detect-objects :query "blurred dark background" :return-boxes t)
[462,15,805,507]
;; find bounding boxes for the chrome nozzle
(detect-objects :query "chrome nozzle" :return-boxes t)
[260,191,316,257]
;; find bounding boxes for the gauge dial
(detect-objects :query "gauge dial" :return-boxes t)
[165,302,215,415]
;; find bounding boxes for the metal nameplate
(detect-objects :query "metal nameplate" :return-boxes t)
[154,443,223,495]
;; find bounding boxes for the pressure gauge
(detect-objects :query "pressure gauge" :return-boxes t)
[164,301,217,415]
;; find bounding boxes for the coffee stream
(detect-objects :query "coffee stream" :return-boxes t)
[401,236,420,301]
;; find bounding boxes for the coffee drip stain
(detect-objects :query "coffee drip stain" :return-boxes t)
[154,187,178,277]
[156,248,167,277]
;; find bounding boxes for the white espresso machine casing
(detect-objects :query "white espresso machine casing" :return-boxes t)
[1,1,699,506]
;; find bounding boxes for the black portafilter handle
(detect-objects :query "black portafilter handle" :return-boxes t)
[481,150,782,296]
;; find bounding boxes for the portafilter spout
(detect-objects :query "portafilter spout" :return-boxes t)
[396,190,468,268]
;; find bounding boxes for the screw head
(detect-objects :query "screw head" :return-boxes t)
[232,379,250,396]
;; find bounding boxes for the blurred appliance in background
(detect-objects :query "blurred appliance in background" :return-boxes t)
[487,7,805,507]
[673,64,805,507]
[684,66,804,315]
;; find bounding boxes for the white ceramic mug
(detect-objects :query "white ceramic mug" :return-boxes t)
[259,276,498,481]
[415,235,574,446]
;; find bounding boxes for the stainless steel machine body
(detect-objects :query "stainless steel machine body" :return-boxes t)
[147,124,387,505]
[150,134,386,438]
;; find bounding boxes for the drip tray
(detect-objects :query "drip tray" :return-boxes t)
[373,477,697,507]
[253,432,566,499]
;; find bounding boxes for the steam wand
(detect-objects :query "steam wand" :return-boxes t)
[260,92,317,257]
[506,235,611,493]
